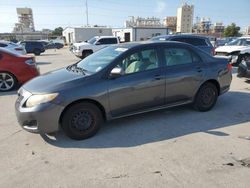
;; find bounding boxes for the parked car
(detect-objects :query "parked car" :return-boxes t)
[19,41,45,55]
[150,34,215,55]
[0,40,26,55]
[237,60,250,79]
[72,36,120,59]
[215,37,250,65]
[0,48,39,91]
[15,41,232,140]
[44,42,64,49]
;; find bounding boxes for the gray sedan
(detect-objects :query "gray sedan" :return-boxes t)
[15,42,232,140]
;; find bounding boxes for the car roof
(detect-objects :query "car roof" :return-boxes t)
[154,34,209,39]
[0,47,21,56]
[114,41,194,49]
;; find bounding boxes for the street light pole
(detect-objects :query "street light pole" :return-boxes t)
[86,0,89,26]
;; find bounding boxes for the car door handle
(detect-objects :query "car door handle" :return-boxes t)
[154,75,164,80]
[196,67,203,73]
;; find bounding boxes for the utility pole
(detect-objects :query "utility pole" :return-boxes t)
[86,0,89,26]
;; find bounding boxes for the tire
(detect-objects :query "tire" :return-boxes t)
[0,72,18,92]
[234,54,250,66]
[34,49,41,56]
[193,82,218,112]
[62,102,103,140]
[81,50,92,59]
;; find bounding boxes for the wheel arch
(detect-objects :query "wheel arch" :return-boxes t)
[195,79,220,98]
[59,98,107,125]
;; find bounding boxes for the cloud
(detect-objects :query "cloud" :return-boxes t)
[155,1,167,14]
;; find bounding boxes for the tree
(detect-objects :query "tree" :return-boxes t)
[52,27,63,36]
[224,23,241,37]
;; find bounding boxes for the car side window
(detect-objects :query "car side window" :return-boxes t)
[117,49,159,74]
[0,43,7,47]
[98,38,117,45]
[164,48,193,66]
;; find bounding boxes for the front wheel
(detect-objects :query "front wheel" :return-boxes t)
[62,103,103,140]
[0,72,18,92]
[193,82,218,112]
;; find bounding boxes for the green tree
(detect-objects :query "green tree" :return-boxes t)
[224,23,241,37]
[52,27,63,36]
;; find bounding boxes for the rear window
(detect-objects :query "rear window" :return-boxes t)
[172,37,208,46]
[0,43,8,47]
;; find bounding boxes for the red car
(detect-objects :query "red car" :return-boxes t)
[0,48,39,91]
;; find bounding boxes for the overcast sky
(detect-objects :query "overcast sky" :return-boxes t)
[0,0,249,32]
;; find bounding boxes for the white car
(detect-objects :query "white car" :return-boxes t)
[215,37,250,65]
[72,36,120,59]
[0,41,27,55]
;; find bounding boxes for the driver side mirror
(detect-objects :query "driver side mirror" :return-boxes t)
[109,67,124,79]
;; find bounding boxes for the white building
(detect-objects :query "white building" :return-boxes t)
[112,27,170,42]
[62,27,112,44]
[176,3,194,33]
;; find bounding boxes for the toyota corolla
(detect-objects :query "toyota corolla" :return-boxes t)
[15,42,232,140]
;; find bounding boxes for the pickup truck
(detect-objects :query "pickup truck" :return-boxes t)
[72,36,120,59]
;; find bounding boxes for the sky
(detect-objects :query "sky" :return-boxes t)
[0,0,249,33]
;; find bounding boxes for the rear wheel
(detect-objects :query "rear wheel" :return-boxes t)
[193,82,218,112]
[34,49,41,56]
[0,72,17,92]
[62,102,103,140]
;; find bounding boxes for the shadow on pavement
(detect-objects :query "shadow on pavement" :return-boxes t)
[0,90,18,96]
[36,62,51,65]
[41,91,250,149]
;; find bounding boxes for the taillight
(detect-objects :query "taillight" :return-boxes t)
[25,59,34,65]
[227,63,232,71]
[211,48,215,56]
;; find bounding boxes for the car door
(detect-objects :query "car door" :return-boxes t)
[94,38,117,51]
[107,47,166,117]
[162,46,204,104]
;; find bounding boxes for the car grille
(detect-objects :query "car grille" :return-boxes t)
[215,52,228,56]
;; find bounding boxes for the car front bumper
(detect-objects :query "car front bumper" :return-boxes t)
[72,49,82,57]
[15,89,64,133]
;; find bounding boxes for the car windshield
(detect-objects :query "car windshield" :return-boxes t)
[227,38,250,46]
[76,46,127,73]
[87,37,98,44]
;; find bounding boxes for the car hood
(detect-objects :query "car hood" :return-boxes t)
[73,42,90,47]
[215,45,249,53]
[22,68,89,93]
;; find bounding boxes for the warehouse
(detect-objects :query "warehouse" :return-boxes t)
[63,27,112,44]
[112,27,170,42]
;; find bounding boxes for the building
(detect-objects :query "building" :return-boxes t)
[112,27,169,42]
[163,16,177,33]
[212,22,225,37]
[125,16,162,27]
[13,8,35,33]
[176,3,194,33]
[246,26,250,35]
[63,27,112,44]
[193,17,212,34]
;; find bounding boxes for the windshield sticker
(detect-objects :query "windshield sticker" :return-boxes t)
[115,48,128,52]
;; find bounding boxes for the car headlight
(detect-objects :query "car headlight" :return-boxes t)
[26,93,58,107]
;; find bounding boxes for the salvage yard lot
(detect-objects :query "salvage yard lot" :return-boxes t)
[0,48,250,187]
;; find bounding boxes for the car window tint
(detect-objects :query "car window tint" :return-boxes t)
[0,43,8,47]
[173,37,207,46]
[192,51,202,63]
[246,40,250,46]
[164,48,193,66]
[98,38,117,45]
[117,49,159,74]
